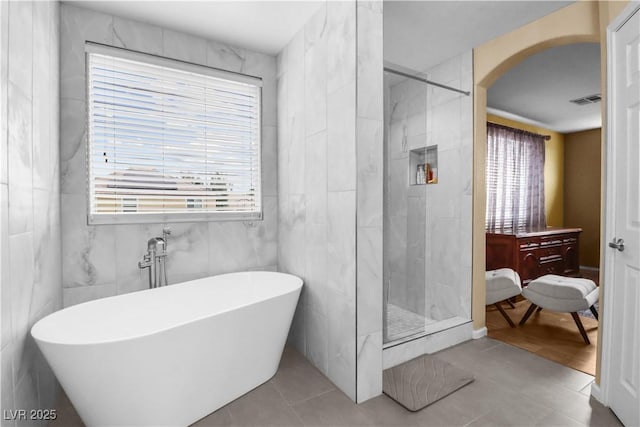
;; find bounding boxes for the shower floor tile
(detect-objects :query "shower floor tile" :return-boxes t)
[386,303,437,343]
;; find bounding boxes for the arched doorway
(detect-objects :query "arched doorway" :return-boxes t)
[470,0,628,382]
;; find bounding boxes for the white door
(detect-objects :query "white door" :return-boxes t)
[605,3,640,426]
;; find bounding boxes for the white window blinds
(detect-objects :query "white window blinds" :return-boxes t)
[86,43,262,224]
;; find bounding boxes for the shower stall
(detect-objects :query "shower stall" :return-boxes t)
[383,58,473,348]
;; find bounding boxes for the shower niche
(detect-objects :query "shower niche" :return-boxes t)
[409,146,438,186]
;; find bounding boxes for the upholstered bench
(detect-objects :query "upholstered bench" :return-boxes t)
[486,268,522,327]
[520,274,599,344]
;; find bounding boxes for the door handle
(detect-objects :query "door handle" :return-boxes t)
[608,238,625,252]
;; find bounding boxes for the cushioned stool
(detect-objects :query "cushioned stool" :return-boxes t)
[486,268,522,327]
[520,274,599,344]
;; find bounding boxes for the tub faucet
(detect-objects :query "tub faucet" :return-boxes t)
[138,228,171,288]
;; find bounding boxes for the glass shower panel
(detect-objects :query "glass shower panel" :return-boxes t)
[383,69,465,346]
[383,71,429,344]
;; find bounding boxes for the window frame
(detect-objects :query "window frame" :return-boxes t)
[84,42,263,225]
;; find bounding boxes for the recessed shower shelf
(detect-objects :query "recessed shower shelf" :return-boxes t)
[409,145,438,185]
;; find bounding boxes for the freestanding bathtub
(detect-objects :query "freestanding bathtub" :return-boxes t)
[31,271,303,427]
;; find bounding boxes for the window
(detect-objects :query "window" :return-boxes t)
[485,122,546,230]
[86,43,262,224]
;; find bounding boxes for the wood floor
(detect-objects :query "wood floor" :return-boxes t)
[486,300,599,376]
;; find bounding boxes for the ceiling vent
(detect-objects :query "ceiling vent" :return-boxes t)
[569,94,601,105]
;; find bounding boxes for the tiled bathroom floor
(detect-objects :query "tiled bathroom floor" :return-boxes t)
[51,338,622,427]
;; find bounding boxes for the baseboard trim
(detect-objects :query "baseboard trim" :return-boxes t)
[472,327,487,339]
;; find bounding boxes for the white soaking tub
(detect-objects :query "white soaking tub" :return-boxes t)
[31,271,303,427]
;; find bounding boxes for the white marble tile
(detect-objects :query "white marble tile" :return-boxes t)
[359,0,383,13]
[430,99,462,152]
[356,330,382,402]
[32,1,51,193]
[7,82,33,235]
[286,37,305,196]
[327,82,356,192]
[327,191,356,300]
[304,130,327,225]
[428,153,462,220]
[0,184,11,349]
[59,97,86,196]
[357,118,383,227]
[60,4,113,100]
[386,214,407,275]
[112,16,162,55]
[206,39,246,72]
[286,194,306,277]
[161,222,208,283]
[1,345,16,420]
[13,367,39,416]
[208,198,278,276]
[63,282,117,308]
[35,345,59,410]
[31,189,60,320]
[356,2,383,121]
[8,1,32,98]
[8,232,35,382]
[287,295,306,355]
[327,290,356,401]
[61,194,116,290]
[0,0,8,186]
[388,120,408,160]
[357,226,383,336]
[115,223,153,295]
[304,4,327,136]
[262,126,278,197]
[429,217,462,296]
[162,28,206,65]
[305,306,329,375]
[460,194,473,269]
[277,73,290,197]
[327,1,356,94]
[48,2,61,193]
[304,223,328,316]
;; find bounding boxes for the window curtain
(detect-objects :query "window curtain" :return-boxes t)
[486,122,546,230]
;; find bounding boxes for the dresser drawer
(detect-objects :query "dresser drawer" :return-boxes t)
[519,238,540,251]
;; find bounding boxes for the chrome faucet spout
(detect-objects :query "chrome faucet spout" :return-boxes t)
[139,233,170,288]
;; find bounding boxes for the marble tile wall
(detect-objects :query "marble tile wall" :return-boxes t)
[277,1,358,402]
[355,1,384,403]
[59,5,278,307]
[1,1,62,425]
[423,52,473,323]
[383,51,473,336]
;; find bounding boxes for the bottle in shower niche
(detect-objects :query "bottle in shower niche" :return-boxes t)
[416,164,425,185]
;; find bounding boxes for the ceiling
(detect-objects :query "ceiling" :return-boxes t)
[487,43,601,133]
[69,1,323,55]
[384,1,573,72]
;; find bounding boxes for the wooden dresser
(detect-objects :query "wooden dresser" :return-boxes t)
[486,227,582,285]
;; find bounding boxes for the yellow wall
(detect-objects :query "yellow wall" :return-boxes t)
[564,128,602,268]
[486,114,565,227]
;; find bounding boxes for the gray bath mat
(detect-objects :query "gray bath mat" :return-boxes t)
[383,354,474,411]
